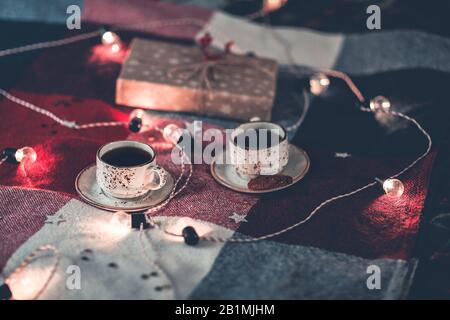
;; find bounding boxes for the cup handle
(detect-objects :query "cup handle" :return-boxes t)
[144,165,168,191]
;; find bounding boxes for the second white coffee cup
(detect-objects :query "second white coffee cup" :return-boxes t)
[229,121,289,179]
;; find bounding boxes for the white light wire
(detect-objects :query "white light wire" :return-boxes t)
[0,21,433,245]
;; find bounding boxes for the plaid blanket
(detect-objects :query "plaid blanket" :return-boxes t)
[1,0,449,299]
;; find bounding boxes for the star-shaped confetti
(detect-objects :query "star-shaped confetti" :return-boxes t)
[334,152,352,159]
[45,213,66,226]
[229,212,248,224]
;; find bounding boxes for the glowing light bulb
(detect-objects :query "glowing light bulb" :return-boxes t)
[263,0,288,13]
[110,43,120,53]
[163,124,184,144]
[101,31,122,53]
[102,31,118,45]
[383,178,404,198]
[249,116,261,122]
[370,96,391,113]
[15,147,37,164]
[110,211,130,227]
[309,73,330,96]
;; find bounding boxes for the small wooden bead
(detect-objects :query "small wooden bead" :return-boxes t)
[0,281,12,300]
[128,117,142,133]
[182,226,199,246]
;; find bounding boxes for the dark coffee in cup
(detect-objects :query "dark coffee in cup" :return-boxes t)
[101,147,153,167]
[233,129,282,150]
[96,140,168,199]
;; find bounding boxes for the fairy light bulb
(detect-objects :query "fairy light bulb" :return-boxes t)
[163,124,184,145]
[110,43,120,53]
[382,178,404,198]
[15,147,37,164]
[263,0,288,13]
[309,73,330,96]
[370,96,391,112]
[101,31,122,53]
[110,211,131,227]
[249,116,261,122]
[2,147,37,165]
[128,109,145,133]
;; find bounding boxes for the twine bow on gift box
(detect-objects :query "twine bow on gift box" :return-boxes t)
[167,33,274,114]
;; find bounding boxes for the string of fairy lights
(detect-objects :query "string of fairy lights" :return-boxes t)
[0,1,433,299]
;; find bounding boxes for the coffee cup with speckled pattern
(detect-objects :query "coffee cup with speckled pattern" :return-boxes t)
[229,122,289,179]
[96,140,168,199]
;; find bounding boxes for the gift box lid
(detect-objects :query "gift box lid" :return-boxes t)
[118,38,278,100]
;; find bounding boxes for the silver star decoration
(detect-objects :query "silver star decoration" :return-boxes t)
[45,213,66,226]
[229,212,248,224]
[62,120,77,128]
[335,152,352,159]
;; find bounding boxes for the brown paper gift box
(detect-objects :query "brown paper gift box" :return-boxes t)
[116,38,278,121]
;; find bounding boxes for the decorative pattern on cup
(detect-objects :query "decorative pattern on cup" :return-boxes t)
[229,122,289,179]
[96,140,167,200]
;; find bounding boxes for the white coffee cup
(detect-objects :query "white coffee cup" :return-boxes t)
[229,122,289,179]
[96,140,168,199]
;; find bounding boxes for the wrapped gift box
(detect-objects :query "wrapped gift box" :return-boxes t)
[116,38,278,121]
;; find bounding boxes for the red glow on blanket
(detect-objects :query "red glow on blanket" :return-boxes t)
[12,144,57,189]
[101,31,123,54]
[0,88,131,194]
[360,178,425,259]
[89,44,128,64]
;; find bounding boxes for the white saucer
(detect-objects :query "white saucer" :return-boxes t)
[75,164,175,212]
[211,144,310,194]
